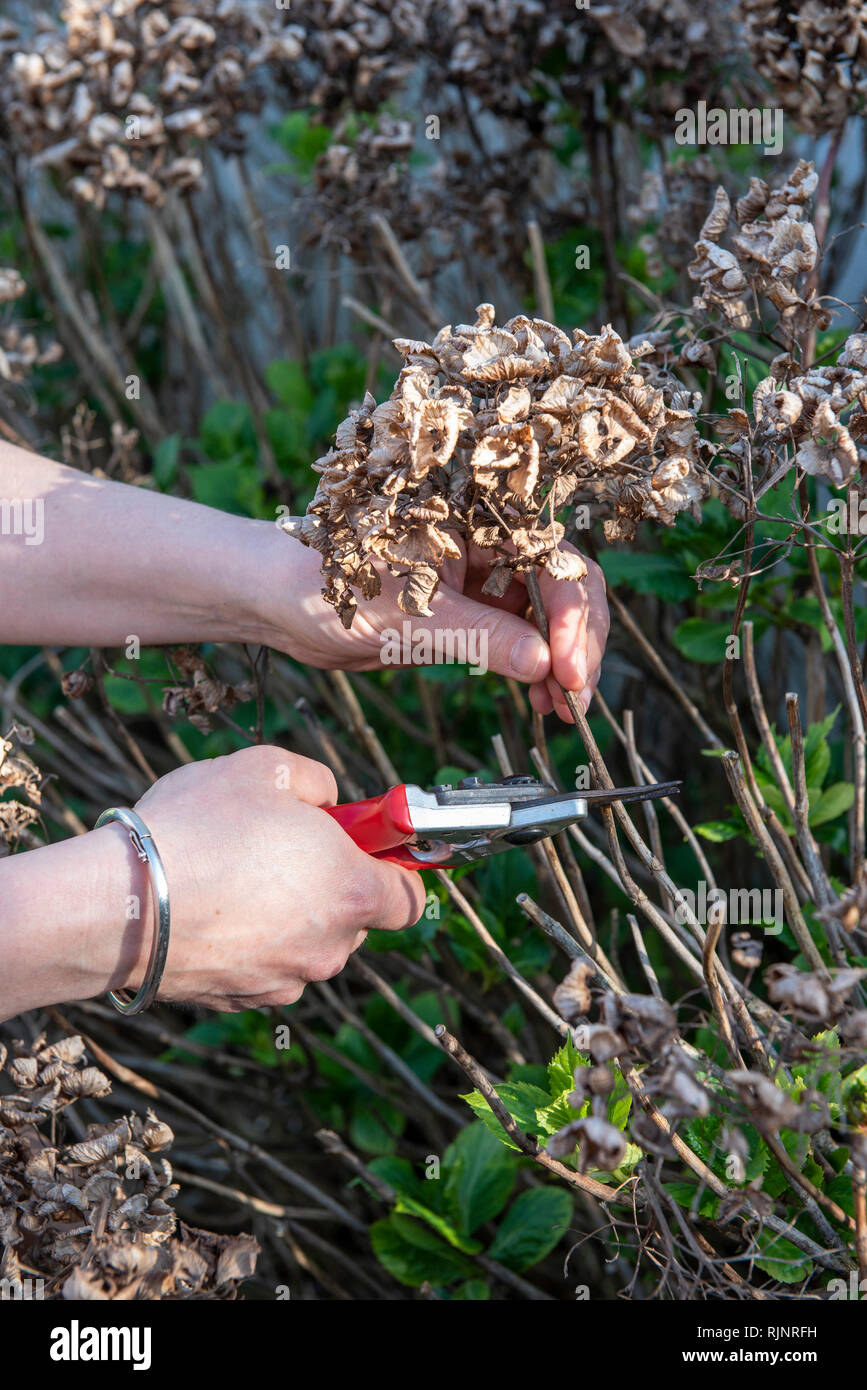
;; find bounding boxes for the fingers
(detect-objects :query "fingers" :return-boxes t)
[425,586,551,683]
[282,751,339,807]
[353,851,427,933]
[234,745,339,807]
[534,551,609,694]
[523,550,609,722]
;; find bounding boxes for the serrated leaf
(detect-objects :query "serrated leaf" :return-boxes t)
[665,1182,720,1218]
[461,1083,550,1150]
[367,1155,480,1252]
[547,1037,586,1098]
[536,1092,582,1135]
[608,1075,632,1131]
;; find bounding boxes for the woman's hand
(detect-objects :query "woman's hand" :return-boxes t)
[120,747,426,1011]
[0,747,426,1019]
[256,529,610,723]
[0,445,609,722]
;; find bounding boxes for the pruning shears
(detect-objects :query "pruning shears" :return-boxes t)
[326,775,681,870]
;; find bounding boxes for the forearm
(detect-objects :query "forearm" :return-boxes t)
[0,441,289,648]
[0,826,149,1020]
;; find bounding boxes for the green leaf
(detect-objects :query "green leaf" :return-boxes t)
[199,400,253,460]
[443,1123,517,1235]
[393,1194,482,1255]
[187,456,265,517]
[369,1214,477,1288]
[270,110,334,176]
[536,1092,582,1135]
[350,1098,404,1155]
[461,1083,551,1149]
[753,1227,813,1285]
[451,1279,490,1300]
[265,359,315,414]
[608,1074,632,1131]
[152,433,180,489]
[367,1156,425,1202]
[808,781,855,827]
[664,1182,720,1219]
[508,1063,549,1089]
[672,618,739,664]
[600,550,695,603]
[695,819,741,843]
[102,673,149,716]
[547,1037,586,1099]
[487,1189,573,1271]
[824,1175,855,1219]
[803,713,836,787]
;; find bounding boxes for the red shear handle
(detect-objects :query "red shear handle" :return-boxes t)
[326,787,427,870]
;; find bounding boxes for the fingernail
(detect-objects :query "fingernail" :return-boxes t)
[510,634,548,681]
[580,687,593,713]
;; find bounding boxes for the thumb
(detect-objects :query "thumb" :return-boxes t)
[422,588,551,683]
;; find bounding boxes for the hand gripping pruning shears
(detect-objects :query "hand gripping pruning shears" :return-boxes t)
[326,775,681,870]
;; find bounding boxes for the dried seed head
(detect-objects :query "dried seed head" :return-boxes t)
[547,1114,627,1173]
[287,310,705,623]
[553,960,595,1023]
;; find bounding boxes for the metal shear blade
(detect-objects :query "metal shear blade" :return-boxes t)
[403,776,681,866]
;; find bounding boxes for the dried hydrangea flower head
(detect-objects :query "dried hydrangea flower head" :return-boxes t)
[688,159,829,353]
[0,722,44,854]
[283,306,706,627]
[0,268,62,387]
[577,0,745,118]
[741,0,867,134]
[0,0,304,206]
[299,0,428,111]
[300,1,741,128]
[687,160,867,502]
[0,1032,259,1299]
[628,155,722,281]
[306,114,422,252]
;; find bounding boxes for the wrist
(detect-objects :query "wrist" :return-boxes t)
[0,825,152,1019]
[227,517,328,656]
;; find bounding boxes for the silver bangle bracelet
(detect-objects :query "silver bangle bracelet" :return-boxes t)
[94,807,170,1016]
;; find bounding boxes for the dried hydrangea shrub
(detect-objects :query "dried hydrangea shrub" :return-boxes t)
[741,0,867,134]
[161,645,256,734]
[628,155,724,283]
[425,0,572,118]
[570,0,748,122]
[546,954,867,1185]
[306,115,422,253]
[702,336,867,520]
[283,306,707,627]
[299,1,741,127]
[297,0,427,111]
[0,268,62,390]
[0,723,44,855]
[305,116,585,287]
[0,1,304,206]
[0,1032,259,1299]
[688,158,829,353]
[683,160,867,518]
